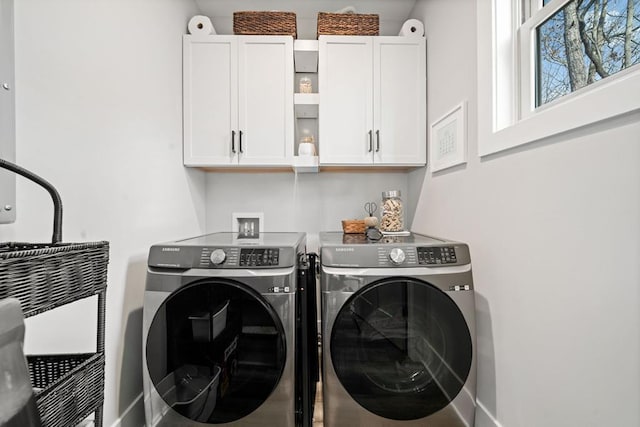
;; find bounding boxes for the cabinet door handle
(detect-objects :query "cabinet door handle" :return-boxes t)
[376,130,380,152]
[239,130,244,153]
[368,130,373,152]
[231,130,236,153]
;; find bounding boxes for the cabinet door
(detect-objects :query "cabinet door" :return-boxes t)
[373,37,426,165]
[183,36,238,166]
[319,36,373,165]
[237,36,293,166]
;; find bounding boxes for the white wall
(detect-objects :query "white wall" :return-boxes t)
[4,1,203,426]
[8,1,637,426]
[5,3,411,426]
[410,1,640,426]
[205,171,409,252]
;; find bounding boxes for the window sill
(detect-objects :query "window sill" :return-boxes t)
[479,65,640,157]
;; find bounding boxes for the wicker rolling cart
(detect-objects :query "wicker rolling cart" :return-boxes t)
[0,158,109,427]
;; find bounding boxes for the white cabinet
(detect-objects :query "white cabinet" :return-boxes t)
[183,35,294,167]
[318,36,426,166]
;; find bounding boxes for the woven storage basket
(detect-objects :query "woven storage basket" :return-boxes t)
[317,12,379,37]
[0,241,109,317]
[234,11,297,37]
[28,353,105,427]
[342,219,366,234]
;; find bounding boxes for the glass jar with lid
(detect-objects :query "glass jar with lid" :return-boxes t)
[299,76,312,93]
[380,190,404,232]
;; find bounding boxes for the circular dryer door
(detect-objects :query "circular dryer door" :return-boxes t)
[146,279,286,424]
[330,278,472,420]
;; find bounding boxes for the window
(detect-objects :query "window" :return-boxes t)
[477,0,640,156]
[529,0,639,107]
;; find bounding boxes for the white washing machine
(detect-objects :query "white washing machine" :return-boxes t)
[142,232,317,427]
[319,232,477,427]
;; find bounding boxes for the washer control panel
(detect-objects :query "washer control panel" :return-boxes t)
[388,248,407,265]
[209,248,227,265]
[199,247,281,267]
[199,247,239,267]
[417,246,457,265]
[239,248,280,267]
[148,232,302,269]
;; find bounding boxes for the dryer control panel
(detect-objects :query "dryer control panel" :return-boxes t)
[319,231,471,268]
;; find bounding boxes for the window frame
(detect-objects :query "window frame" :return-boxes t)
[519,0,567,116]
[478,0,640,156]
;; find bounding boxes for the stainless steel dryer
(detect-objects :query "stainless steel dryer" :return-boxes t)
[143,232,317,427]
[319,232,476,427]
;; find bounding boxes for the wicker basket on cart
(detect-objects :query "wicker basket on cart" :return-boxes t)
[233,11,297,38]
[0,158,109,427]
[317,12,379,37]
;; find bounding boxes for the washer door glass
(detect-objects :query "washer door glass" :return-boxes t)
[146,279,286,424]
[330,278,472,420]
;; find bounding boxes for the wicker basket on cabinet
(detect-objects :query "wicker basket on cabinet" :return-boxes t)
[317,12,379,37]
[233,11,297,38]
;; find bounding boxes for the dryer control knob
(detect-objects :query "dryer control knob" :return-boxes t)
[388,248,406,265]
[210,249,226,265]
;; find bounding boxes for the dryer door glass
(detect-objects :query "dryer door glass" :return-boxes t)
[146,279,286,424]
[330,278,472,420]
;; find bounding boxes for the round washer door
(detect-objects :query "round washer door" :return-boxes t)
[146,279,286,424]
[330,278,472,420]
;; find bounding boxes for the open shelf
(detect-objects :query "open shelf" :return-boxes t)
[295,93,320,104]
[293,40,319,174]
[295,94,319,118]
[294,40,319,72]
[293,156,319,173]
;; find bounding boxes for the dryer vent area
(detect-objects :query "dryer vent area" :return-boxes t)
[145,281,286,424]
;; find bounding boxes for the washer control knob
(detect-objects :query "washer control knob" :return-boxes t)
[210,249,226,265]
[388,248,406,265]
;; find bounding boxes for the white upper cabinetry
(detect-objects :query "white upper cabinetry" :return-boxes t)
[318,36,426,166]
[183,35,294,167]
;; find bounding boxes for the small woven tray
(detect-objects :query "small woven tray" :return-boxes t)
[317,12,379,37]
[234,11,297,38]
[29,353,105,427]
[342,219,366,234]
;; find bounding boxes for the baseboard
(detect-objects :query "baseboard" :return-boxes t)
[475,399,504,427]
[110,392,500,427]
[110,393,145,427]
